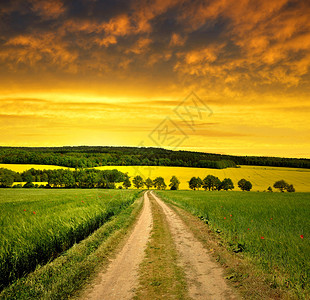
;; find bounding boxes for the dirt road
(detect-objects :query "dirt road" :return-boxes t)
[84,192,153,300]
[83,191,236,299]
[151,191,236,300]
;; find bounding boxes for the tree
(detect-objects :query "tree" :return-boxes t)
[189,177,199,190]
[62,169,75,188]
[74,169,86,188]
[23,173,34,183]
[133,175,144,189]
[0,174,14,187]
[243,180,252,191]
[202,175,220,191]
[273,180,289,192]
[221,178,234,191]
[153,177,167,190]
[47,170,61,187]
[267,186,273,192]
[123,176,131,189]
[41,173,48,182]
[109,169,126,183]
[83,170,98,188]
[202,175,211,190]
[197,177,203,190]
[238,178,252,191]
[13,173,22,182]
[169,176,180,190]
[145,177,153,189]
[287,184,295,192]
[214,177,222,191]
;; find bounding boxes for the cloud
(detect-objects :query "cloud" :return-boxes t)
[169,33,187,47]
[30,0,65,19]
[3,32,78,72]
[0,0,310,100]
[172,0,310,88]
[95,35,117,47]
[127,37,152,54]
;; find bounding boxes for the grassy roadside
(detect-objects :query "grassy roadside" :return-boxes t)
[156,192,298,300]
[0,189,137,290]
[135,193,189,300]
[0,191,144,300]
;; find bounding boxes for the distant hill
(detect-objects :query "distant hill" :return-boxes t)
[0,146,309,169]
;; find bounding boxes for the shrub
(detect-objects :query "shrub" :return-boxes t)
[287,184,295,192]
[273,180,289,192]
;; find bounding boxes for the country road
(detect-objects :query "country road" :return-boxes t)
[151,191,236,300]
[82,191,237,299]
[83,192,153,299]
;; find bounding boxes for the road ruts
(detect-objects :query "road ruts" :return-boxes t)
[84,192,153,300]
[151,191,237,300]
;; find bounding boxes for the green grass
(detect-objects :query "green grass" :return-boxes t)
[0,188,139,291]
[156,190,310,296]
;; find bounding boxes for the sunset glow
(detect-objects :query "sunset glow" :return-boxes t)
[1,0,310,157]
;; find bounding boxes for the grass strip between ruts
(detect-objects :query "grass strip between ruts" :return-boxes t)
[135,193,189,300]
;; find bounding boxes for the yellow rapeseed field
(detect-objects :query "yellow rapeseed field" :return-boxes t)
[96,165,310,192]
[1,163,309,192]
[0,164,70,172]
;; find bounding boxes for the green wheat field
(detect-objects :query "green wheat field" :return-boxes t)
[156,190,310,294]
[0,189,138,290]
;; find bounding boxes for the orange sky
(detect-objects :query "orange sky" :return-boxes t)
[0,0,309,158]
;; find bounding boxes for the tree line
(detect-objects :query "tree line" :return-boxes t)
[124,174,295,192]
[126,175,180,190]
[0,147,236,169]
[1,146,309,169]
[186,176,252,191]
[0,168,126,189]
[0,167,296,192]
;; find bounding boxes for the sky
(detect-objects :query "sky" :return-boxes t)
[0,0,310,158]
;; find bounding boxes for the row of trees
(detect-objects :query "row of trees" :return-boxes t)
[0,168,296,192]
[0,168,126,189]
[130,175,237,191]
[188,176,238,191]
[127,176,180,190]
[187,176,296,192]
[188,176,234,191]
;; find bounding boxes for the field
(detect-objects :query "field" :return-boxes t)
[1,163,310,192]
[0,164,71,172]
[0,188,138,290]
[156,190,310,295]
[1,183,310,298]
[96,165,310,192]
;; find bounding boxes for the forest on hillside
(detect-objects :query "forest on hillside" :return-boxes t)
[0,146,309,169]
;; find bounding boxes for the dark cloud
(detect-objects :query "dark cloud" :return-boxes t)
[185,17,230,50]
[0,0,310,98]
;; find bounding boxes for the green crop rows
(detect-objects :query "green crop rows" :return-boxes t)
[0,189,138,290]
[157,190,310,295]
